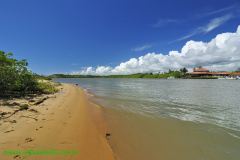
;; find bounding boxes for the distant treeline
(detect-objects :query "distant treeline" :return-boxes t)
[49,74,100,78]
[0,51,57,97]
[49,68,189,79]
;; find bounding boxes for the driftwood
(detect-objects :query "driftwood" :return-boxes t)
[4,129,14,133]
[0,104,29,120]
[28,108,38,113]
[20,115,38,121]
[34,97,48,105]
[0,110,19,120]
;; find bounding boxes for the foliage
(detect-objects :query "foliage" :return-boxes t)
[0,51,57,97]
[50,68,189,79]
[37,81,59,94]
[19,104,29,110]
[49,74,100,79]
[180,67,188,74]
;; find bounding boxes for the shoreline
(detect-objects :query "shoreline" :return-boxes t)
[72,80,240,160]
[103,105,240,160]
[0,84,115,160]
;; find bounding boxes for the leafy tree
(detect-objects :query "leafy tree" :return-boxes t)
[0,51,38,96]
[180,67,188,74]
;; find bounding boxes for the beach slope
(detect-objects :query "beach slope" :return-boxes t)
[0,84,115,160]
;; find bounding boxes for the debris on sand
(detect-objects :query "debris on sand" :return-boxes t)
[105,132,111,139]
[25,137,33,143]
[4,129,14,133]
[34,97,49,105]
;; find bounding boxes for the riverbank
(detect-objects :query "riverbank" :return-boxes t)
[0,84,115,160]
[55,78,240,160]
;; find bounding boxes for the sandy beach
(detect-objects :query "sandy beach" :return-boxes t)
[0,84,115,160]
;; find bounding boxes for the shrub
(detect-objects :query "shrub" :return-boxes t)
[37,81,59,94]
[0,51,57,97]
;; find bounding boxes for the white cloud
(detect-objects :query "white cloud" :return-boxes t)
[199,5,237,17]
[73,25,240,75]
[152,19,179,28]
[202,14,233,33]
[177,14,233,41]
[132,44,152,52]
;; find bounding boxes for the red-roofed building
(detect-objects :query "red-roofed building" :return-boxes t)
[193,67,209,72]
[190,67,212,77]
[231,72,240,77]
[189,66,232,77]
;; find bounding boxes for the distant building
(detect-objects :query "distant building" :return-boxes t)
[190,66,211,77]
[189,66,231,77]
[193,67,209,72]
[231,72,240,77]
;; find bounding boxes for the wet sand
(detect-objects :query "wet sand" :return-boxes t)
[104,108,240,160]
[0,84,115,160]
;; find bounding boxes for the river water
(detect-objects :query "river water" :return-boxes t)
[55,78,240,160]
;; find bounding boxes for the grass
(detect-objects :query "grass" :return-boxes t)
[37,80,60,94]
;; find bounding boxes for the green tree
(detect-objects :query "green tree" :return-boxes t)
[180,67,188,74]
[0,51,38,96]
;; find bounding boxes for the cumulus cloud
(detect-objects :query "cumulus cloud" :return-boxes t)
[73,25,240,75]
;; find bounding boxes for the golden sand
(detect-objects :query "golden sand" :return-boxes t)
[0,84,115,160]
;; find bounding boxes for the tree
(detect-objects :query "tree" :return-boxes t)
[0,51,38,96]
[180,67,188,74]
[182,68,188,74]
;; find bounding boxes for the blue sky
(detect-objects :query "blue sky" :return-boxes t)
[0,0,240,74]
